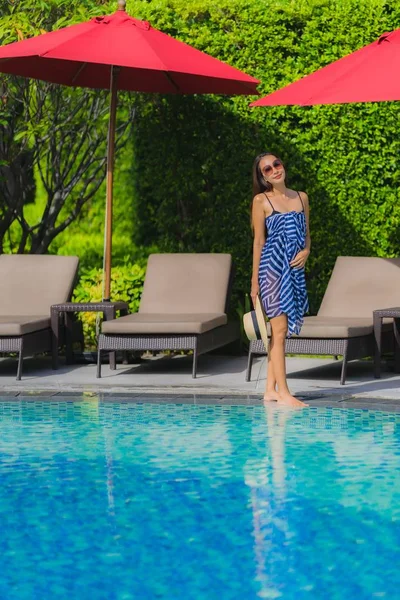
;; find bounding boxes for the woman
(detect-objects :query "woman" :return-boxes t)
[251,152,310,408]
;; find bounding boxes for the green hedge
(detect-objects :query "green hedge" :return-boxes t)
[125,0,400,313]
[3,0,400,320]
[72,262,146,348]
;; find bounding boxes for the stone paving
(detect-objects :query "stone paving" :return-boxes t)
[1,353,400,410]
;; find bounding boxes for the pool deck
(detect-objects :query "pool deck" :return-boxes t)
[1,353,400,410]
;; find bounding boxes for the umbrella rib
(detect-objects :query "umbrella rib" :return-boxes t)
[71,62,88,84]
[163,72,180,92]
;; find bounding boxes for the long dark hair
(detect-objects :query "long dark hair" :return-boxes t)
[252,151,280,196]
[250,152,283,227]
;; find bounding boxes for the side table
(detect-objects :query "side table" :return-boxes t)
[373,307,400,378]
[51,301,129,370]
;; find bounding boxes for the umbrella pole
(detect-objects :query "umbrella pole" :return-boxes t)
[102,65,118,302]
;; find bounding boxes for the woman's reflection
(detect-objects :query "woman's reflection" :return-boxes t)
[245,406,292,598]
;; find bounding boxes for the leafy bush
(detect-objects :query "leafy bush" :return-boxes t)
[72,262,146,348]
[126,0,400,314]
[3,0,400,318]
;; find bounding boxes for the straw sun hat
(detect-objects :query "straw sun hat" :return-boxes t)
[243,295,269,350]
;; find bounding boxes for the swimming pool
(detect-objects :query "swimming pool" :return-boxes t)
[0,398,399,599]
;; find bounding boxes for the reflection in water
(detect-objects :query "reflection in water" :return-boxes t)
[102,417,116,517]
[245,407,291,599]
[0,401,399,600]
[244,406,400,599]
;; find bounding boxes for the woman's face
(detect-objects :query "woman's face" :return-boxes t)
[259,155,285,186]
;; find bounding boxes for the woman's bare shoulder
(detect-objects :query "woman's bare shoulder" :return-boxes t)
[253,192,266,205]
[286,188,308,202]
[298,190,309,204]
[253,193,270,223]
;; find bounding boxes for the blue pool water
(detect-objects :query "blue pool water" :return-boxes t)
[0,400,399,599]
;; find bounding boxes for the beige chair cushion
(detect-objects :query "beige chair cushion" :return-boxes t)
[139,254,232,315]
[0,254,79,316]
[0,316,50,336]
[102,313,227,335]
[318,256,400,318]
[290,316,393,339]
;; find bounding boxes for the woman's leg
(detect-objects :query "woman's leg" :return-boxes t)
[268,314,308,407]
[264,333,279,402]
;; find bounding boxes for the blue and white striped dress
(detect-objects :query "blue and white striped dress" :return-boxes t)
[258,193,309,336]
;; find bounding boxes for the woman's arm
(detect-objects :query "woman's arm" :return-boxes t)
[303,191,311,252]
[251,194,266,306]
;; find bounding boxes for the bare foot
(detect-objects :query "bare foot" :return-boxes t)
[263,391,280,403]
[277,393,309,408]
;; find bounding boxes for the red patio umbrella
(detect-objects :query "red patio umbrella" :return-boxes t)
[251,29,400,106]
[0,0,259,299]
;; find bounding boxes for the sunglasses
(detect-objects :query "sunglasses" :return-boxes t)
[261,159,283,177]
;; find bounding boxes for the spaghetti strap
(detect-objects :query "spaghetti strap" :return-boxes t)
[263,191,275,212]
[297,191,305,212]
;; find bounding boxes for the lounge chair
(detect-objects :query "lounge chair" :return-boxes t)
[97,253,240,378]
[0,254,79,380]
[246,256,400,384]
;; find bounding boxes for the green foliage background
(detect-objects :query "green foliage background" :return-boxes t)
[126,0,400,315]
[2,0,400,338]
[72,262,146,347]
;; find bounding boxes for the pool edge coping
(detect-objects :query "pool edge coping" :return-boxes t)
[1,387,400,412]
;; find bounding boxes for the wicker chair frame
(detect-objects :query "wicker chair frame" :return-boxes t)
[0,329,52,381]
[246,330,394,385]
[97,322,240,379]
[1,262,80,380]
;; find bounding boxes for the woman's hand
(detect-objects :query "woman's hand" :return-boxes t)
[290,249,310,269]
[250,281,260,307]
